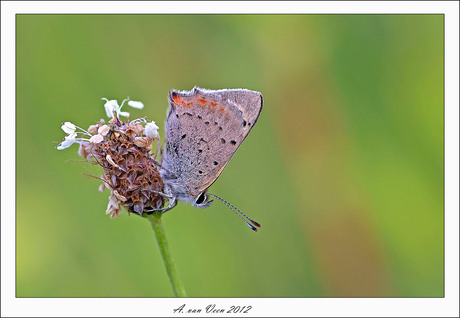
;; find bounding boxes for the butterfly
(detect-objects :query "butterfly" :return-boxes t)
[156,87,263,231]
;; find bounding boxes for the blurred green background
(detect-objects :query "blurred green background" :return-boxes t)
[16,14,443,297]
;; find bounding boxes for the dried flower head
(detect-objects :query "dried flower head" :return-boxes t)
[57,98,164,218]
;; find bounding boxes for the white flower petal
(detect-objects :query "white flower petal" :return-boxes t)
[110,195,119,207]
[118,111,130,117]
[128,100,144,109]
[145,121,159,138]
[61,122,76,134]
[57,140,73,150]
[104,105,113,117]
[89,134,104,144]
[106,201,114,214]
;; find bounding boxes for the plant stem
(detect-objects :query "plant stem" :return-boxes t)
[146,213,187,297]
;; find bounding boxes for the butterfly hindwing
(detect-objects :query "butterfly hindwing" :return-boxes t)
[162,87,263,198]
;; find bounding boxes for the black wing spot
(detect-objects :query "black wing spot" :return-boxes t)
[198,149,203,153]
[197,115,202,119]
[205,121,210,125]
[243,120,247,127]
[176,114,179,118]
[214,121,218,125]
[213,161,218,165]
[221,138,226,144]
[198,170,203,174]
[219,126,223,131]
[230,140,237,145]
[181,134,187,139]
[184,112,193,117]
[248,122,251,126]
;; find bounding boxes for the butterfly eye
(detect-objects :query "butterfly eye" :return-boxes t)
[195,192,206,205]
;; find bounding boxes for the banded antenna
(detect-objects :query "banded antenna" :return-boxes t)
[208,193,261,232]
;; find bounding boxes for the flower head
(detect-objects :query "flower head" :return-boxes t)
[57,97,164,218]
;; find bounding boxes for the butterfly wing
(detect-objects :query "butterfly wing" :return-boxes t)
[161,87,263,199]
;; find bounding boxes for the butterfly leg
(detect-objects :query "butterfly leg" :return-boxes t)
[144,197,177,214]
[150,158,164,169]
[153,140,161,160]
[149,158,177,177]
[151,189,173,199]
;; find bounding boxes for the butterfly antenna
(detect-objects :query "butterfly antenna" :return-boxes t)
[208,193,261,232]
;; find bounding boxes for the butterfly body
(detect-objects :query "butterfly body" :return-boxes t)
[160,86,263,209]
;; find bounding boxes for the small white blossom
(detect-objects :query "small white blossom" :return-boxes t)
[88,124,99,134]
[106,193,122,218]
[89,134,104,144]
[57,132,77,150]
[61,122,76,134]
[102,98,119,118]
[102,97,145,119]
[107,194,119,210]
[128,100,144,109]
[145,121,159,138]
[98,124,110,136]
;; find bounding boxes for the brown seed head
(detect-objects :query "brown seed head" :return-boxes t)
[79,118,164,218]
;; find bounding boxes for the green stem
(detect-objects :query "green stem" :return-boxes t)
[146,213,187,297]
